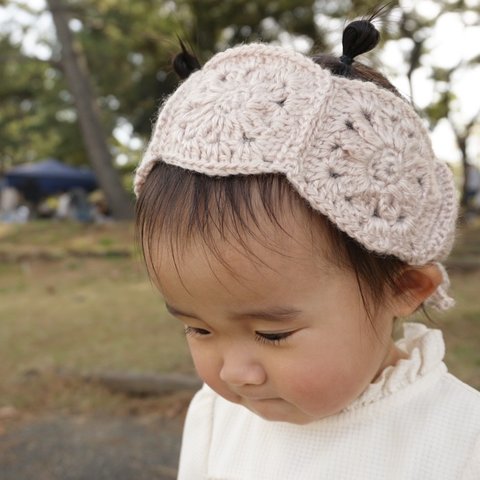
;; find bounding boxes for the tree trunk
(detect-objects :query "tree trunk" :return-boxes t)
[456,134,469,208]
[46,0,133,219]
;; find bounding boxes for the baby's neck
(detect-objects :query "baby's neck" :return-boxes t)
[372,343,409,383]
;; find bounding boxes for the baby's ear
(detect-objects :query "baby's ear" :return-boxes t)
[393,264,443,317]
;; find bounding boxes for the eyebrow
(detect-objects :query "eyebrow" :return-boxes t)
[164,303,302,322]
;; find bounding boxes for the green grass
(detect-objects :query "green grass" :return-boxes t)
[449,217,480,261]
[0,222,194,414]
[0,259,191,371]
[0,221,135,260]
[0,220,479,416]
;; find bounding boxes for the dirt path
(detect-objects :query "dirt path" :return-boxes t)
[0,413,183,480]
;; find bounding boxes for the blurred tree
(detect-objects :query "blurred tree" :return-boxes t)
[0,0,331,173]
[47,0,133,219]
[184,0,321,53]
[392,2,480,207]
[425,63,480,207]
[0,0,478,208]
[0,35,82,172]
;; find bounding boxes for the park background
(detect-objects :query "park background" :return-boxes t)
[0,0,480,479]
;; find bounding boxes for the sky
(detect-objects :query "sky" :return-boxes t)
[0,0,479,167]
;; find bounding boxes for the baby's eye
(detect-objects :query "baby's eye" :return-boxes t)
[255,331,294,346]
[184,326,211,337]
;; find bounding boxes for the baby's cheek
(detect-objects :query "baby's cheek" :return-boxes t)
[283,366,335,400]
[284,363,363,416]
[187,343,215,381]
[188,343,239,402]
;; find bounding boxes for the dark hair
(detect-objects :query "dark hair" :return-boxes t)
[171,37,201,80]
[136,16,426,336]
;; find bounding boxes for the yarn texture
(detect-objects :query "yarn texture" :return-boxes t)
[134,43,459,309]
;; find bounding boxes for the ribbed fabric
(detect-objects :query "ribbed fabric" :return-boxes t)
[177,323,480,479]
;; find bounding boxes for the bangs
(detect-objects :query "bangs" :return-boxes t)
[135,161,326,280]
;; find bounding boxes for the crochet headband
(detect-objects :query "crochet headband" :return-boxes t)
[134,43,458,310]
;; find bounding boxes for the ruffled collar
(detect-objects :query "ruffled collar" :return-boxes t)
[344,322,446,412]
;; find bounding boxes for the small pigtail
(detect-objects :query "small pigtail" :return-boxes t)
[335,20,380,76]
[341,20,380,65]
[172,36,202,80]
[335,1,395,77]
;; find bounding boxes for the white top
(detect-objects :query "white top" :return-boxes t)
[177,322,480,479]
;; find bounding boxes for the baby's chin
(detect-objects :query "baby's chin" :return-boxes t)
[217,389,350,425]
[237,398,324,425]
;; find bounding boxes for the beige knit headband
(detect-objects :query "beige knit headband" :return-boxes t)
[134,43,458,310]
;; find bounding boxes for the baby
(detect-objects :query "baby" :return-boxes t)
[134,16,480,480]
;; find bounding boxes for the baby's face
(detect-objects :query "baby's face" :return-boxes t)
[151,212,406,425]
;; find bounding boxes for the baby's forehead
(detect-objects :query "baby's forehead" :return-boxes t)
[153,225,336,301]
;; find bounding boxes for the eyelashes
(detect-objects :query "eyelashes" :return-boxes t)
[184,326,294,346]
[254,331,294,346]
[184,326,210,337]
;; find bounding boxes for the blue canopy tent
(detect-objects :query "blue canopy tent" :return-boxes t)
[5,159,97,201]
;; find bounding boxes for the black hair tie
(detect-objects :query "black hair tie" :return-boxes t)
[339,54,354,66]
[172,37,201,80]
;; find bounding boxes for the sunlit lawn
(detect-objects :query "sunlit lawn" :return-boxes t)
[0,220,479,415]
[0,222,193,415]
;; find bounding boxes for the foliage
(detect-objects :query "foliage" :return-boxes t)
[0,0,478,179]
[0,35,89,169]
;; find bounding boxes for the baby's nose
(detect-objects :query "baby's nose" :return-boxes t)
[219,349,266,387]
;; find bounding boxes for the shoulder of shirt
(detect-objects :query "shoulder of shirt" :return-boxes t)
[186,383,218,415]
[193,382,217,400]
[177,384,218,479]
[447,375,480,480]
[442,372,480,401]
[440,373,480,427]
